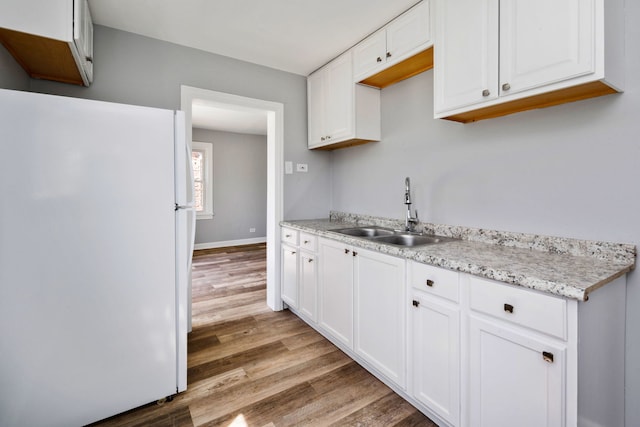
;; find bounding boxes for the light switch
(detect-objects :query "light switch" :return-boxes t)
[296,163,308,173]
[285,161,293,174]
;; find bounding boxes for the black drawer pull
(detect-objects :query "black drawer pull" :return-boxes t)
[542,351,554,363]
[504,303,514,314]
[426,279,434,287]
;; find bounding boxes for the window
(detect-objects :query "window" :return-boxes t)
[191,141,213,219]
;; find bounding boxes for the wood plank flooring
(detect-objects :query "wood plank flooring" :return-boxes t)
[91,243,437,427]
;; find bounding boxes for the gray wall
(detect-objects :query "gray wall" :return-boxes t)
[2,25,331,221]
[192,128,267,244]
[0,42,29,90]
[331,4,640,425]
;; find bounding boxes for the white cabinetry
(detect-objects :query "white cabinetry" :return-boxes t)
[409,262,460,426]
[434,0,624,123]
[286,228,626,427]
[308,51,380,150]
[468,315,565,427]
[464,274,625,427]
[318,238,406,387]
[354,248,406,388]
[0,0,94,86]
[281,244,298,309]
[281,227,318,320]
[298,234,318,322]
[354,0,432,88]
[467,276,568,427]
[318,237,354,347]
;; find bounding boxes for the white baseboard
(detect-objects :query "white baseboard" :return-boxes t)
[194,237,267,250]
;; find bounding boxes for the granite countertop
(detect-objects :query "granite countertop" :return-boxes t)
[281,215,636,302]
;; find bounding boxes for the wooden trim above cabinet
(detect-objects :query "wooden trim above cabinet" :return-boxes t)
[358,48,434,89]
[0,27,84,86]
[442,80,619,123]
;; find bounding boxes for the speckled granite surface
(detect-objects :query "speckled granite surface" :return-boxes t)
[281,213,636,301]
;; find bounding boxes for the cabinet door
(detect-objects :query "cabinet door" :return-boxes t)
[354,249,406,388]
[434,0,499,114]
[281,244,298,308]
[307,70,325,148]
[299,251,317,322]
[386,0,431,62]
[318,239,353,348]
[499,0,595,96]
[411,295,460,426]
[468,315,565,427]
[324,52,354,142]
[0,0,71,41]
[353,30,386,81]
[74,0,93,83]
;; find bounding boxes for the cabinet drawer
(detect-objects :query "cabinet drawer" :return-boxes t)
[469,276,567,340]
[299,232,317,251]
[281,227,298,246]
[409,262,459,303]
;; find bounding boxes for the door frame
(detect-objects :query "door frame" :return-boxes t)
[181,85,284,331]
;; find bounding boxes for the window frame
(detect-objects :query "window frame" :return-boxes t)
[191,141,213,220]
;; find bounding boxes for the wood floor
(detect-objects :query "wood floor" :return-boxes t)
[91,243,437,427]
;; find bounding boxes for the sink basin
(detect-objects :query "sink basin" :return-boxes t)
[332,226,395,237]
[373,234,452,247]
[332,226,456,247]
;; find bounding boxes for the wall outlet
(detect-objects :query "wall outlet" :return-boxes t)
[249,228,256,233]
[296,163,308,172]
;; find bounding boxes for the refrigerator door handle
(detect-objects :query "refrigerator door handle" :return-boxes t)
[175,203,194,210]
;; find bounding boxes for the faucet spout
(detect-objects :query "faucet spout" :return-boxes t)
[404,177,418,232]
[404,177,411,204]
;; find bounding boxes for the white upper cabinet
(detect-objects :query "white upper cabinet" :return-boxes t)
[433,0,499,114]
[307,51,381,150]
[0,0,94,86]
[434,0,624,123]
[354,0,433,88]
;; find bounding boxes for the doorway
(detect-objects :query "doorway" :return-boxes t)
[181,86,284,332]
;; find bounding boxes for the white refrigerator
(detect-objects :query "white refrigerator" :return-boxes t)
[0,89,194,427]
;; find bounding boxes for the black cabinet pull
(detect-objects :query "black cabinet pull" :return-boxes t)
[504,303,514,314]
[542,351,554,363]
[426,279,434,287]
[344,248,350,254]
[412,300,420,307]
[352,251,357,257]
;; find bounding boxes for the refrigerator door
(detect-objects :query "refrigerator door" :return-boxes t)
[173,110,193,392]
[0,89,179,427]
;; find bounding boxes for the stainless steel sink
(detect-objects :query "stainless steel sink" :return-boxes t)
[332,226,395,237]
[373,234,453,247]
[332,226,456,247]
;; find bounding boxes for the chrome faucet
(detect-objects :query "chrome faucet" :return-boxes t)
[404,177,418,232]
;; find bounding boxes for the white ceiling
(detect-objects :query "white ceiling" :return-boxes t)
[87,0,419,134]
[87,0,420,76]
[192,100,268,135]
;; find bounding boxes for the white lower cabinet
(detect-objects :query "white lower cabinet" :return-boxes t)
[281,244,298,309]
[409,262,460,426]
[318,237,354,348]
[468,314,565,427]
[281,227,317,320]
[298,251,317,321]
[283,229,626,427]
[318,237,407,387]
[354,248,406,388]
